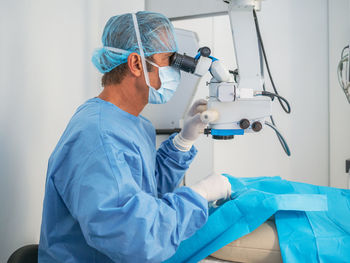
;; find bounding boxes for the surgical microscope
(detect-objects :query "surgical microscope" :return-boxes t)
[170,0,291,156]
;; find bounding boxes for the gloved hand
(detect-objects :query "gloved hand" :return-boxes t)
[190,174,232,202]
[173,99,208,151]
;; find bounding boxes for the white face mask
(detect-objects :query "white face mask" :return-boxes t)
[131,13,181,104]
[145,59,181,104]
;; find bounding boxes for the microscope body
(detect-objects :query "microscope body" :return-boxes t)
[207,77,271,137]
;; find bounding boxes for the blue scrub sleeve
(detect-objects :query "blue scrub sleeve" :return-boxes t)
[54,143,208,263]
[155,133,197,196]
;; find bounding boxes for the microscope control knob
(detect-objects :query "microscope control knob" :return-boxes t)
[252,121,263,132]
[239,119,250,129]
[198,46,211,57]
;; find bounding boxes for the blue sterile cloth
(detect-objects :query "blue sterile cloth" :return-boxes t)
[165,175,350,263]
[275,184,350,262]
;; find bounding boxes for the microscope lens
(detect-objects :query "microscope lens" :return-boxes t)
[170,53,197,73]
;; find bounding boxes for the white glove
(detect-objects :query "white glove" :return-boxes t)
[190,174,232,202]
[173,99,208,151]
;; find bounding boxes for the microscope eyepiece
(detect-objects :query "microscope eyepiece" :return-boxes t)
[170,53,197,73]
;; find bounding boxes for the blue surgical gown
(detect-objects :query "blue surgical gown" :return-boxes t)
[38,98,208,263]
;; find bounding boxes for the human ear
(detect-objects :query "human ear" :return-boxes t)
[127,53,143,77]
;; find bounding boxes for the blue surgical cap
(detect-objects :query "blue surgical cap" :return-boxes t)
[92,11,178,73]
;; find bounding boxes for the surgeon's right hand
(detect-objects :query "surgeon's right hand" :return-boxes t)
[190,173,231,202]
[172,99,208,152]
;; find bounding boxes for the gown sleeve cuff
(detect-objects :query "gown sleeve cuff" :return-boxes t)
[158,133,198,166]
[172,133,195,152]
[173,186,209,219]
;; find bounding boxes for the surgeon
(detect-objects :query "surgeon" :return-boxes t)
[39,11,231,263]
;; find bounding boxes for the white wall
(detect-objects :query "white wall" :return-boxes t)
[0,2,88,261]
[328,0,350,188]
[0,0,144,261]
[174,0,330,186]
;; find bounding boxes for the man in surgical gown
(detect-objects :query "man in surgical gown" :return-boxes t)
[38,11,231,263]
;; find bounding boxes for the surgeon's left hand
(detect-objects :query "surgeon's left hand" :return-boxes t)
[173,99,208,151]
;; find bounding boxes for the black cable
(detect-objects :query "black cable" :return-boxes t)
[265,122,291,156]
[261,91,291,113]
[269,115,290,155]
[341,45,349,58]
[259,89,292,155]
[255,10,291,156]
[260,91,291,155]
[253,9,291,114]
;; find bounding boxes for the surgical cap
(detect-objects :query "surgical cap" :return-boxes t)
[92,11,178,73]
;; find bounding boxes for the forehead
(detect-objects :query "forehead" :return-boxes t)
[153,52,174,61]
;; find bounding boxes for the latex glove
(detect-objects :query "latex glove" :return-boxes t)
[190,174,232,202]
[173,99,208,151]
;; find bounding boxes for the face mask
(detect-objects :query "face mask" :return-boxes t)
[131,13,181,104]
[146,59,181,104]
